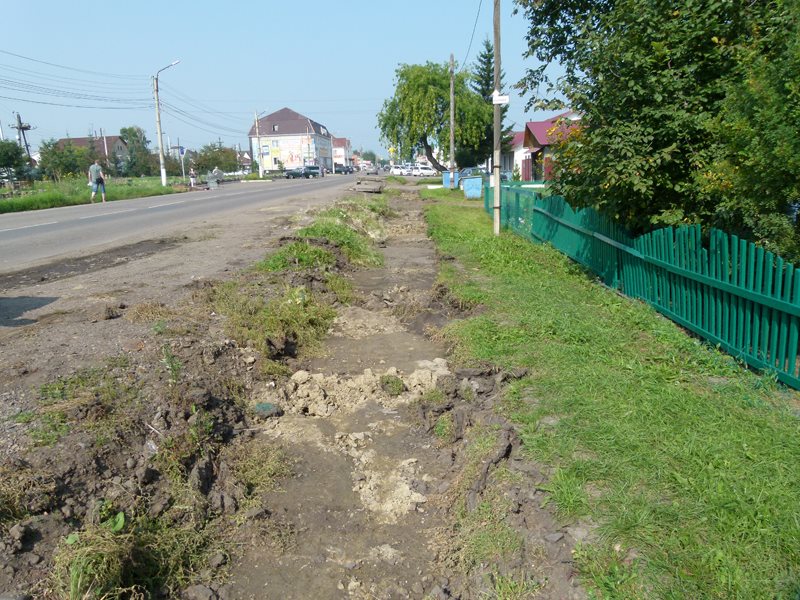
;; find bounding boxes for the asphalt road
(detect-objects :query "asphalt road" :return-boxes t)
[0,176,353,274]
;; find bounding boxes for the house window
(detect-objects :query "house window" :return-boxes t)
[272,140,279,148]
[273,157,280,166]
[272,125,279,132]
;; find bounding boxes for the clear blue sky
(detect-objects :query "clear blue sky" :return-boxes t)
[1,0,557,159]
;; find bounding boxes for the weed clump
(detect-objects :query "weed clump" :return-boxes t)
[379,374,406,397]
[256,241,336,272]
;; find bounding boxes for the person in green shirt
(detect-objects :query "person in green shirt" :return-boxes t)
[88,160,106,203]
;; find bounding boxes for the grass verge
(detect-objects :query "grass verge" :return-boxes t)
[425,201,800,599]
[0,176,179,214]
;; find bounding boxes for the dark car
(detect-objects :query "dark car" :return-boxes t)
[285,166,321,179]
[334,164,349,174]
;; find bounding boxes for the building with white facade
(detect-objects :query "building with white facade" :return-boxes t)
[332,137,352,167]
[248,107,333,175]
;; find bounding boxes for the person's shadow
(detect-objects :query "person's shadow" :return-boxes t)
[0,296,59,327]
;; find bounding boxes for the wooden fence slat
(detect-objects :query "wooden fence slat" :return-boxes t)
[777,266,793,371]
[788,276,800,377]
[753,247,765,359]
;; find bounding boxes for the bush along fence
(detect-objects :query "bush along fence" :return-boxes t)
[484,185,800,389]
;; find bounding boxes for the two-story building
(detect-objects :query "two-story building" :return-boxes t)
[332,137,352,168]
[249,108,333,175]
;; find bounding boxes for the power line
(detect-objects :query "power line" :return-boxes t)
[459,0,484,72]
[0,49,145,80]
[0,94,149,110]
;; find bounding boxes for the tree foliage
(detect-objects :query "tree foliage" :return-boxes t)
[0,140,26,180]
[119,126,154,177]
[514,0,800,258]
[38,140,89,180]
[378,62,492,171]
[702,0,800,257]
[194,143,238,174]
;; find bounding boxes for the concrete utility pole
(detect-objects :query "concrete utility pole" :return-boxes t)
[449,53,456,190]
[254,112,263,177]
[153,59,180,187]
[11,113,32,159]
[492,0,502,236]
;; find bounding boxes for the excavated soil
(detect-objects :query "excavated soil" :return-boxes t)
[0,185,587,599]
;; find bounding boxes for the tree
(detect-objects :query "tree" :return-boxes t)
[119,126,154,177]
[194,143,238,174]
[457,38,513,168]
[515,0,765,235]
[0,140,26,181]
[378,62,492,171]
[362,150,377,163]
[38,139,89,180]
[701,0,800,259]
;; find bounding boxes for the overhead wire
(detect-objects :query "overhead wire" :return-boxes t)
[0,49,145,80]
[459,0,484,72]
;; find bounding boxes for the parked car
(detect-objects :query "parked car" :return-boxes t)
[390,165,404,176]
[334,164,347,174]
[285,166,321,179]
[364,165,379,175]
[414,165,437,177]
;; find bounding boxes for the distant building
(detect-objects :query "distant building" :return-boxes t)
[249,108,333,174]
[332,137,352,167]
[55,135,129,165]
[521,111,581,180]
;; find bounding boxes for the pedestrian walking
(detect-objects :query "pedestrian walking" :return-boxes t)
[88,159,106,203]
[189,167,197,188]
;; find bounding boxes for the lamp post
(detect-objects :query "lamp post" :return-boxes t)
[153,59,180,187]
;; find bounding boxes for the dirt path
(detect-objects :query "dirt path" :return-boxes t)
[0,186,587,600]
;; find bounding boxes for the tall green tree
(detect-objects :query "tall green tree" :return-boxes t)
[702,0,800,258]
[119,126,154,177]
[378,62,492,171]
[514,0,765,234]
[457,38,512,168]
[194,143,238,174]
[0,140,26,181]
[38,139,89,180]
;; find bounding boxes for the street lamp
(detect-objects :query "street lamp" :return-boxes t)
[153,59,180,186]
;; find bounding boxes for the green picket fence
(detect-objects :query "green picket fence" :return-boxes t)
[484,184,800,388]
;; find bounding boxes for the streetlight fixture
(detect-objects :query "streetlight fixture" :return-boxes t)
[153,59,180,187]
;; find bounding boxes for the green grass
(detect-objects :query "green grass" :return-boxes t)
[379,374,406,396]
[385,175,407,185]
[255,241,337,272]
[210,282,336,361]
[419,187,464,201]
[425,202,800,599]
[0,176,179,213]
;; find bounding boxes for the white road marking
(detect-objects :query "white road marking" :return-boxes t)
[79,208,139,220]
[0,221,58,233]
[147,200,185,208]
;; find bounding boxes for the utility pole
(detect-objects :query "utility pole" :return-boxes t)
[11,113,32,159]
[254,112,262,177]
[153,59,180,187]
[492,0,502,236]
[100,128,109,162]
[449,54,456,190]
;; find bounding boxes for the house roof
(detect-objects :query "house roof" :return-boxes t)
[524,111,580,147]
[332,136,350,148]
[56,135,127,155]
[249,107,330,138]
[511,131,525,148]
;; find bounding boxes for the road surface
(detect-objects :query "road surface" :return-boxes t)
[0,177,352,274]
